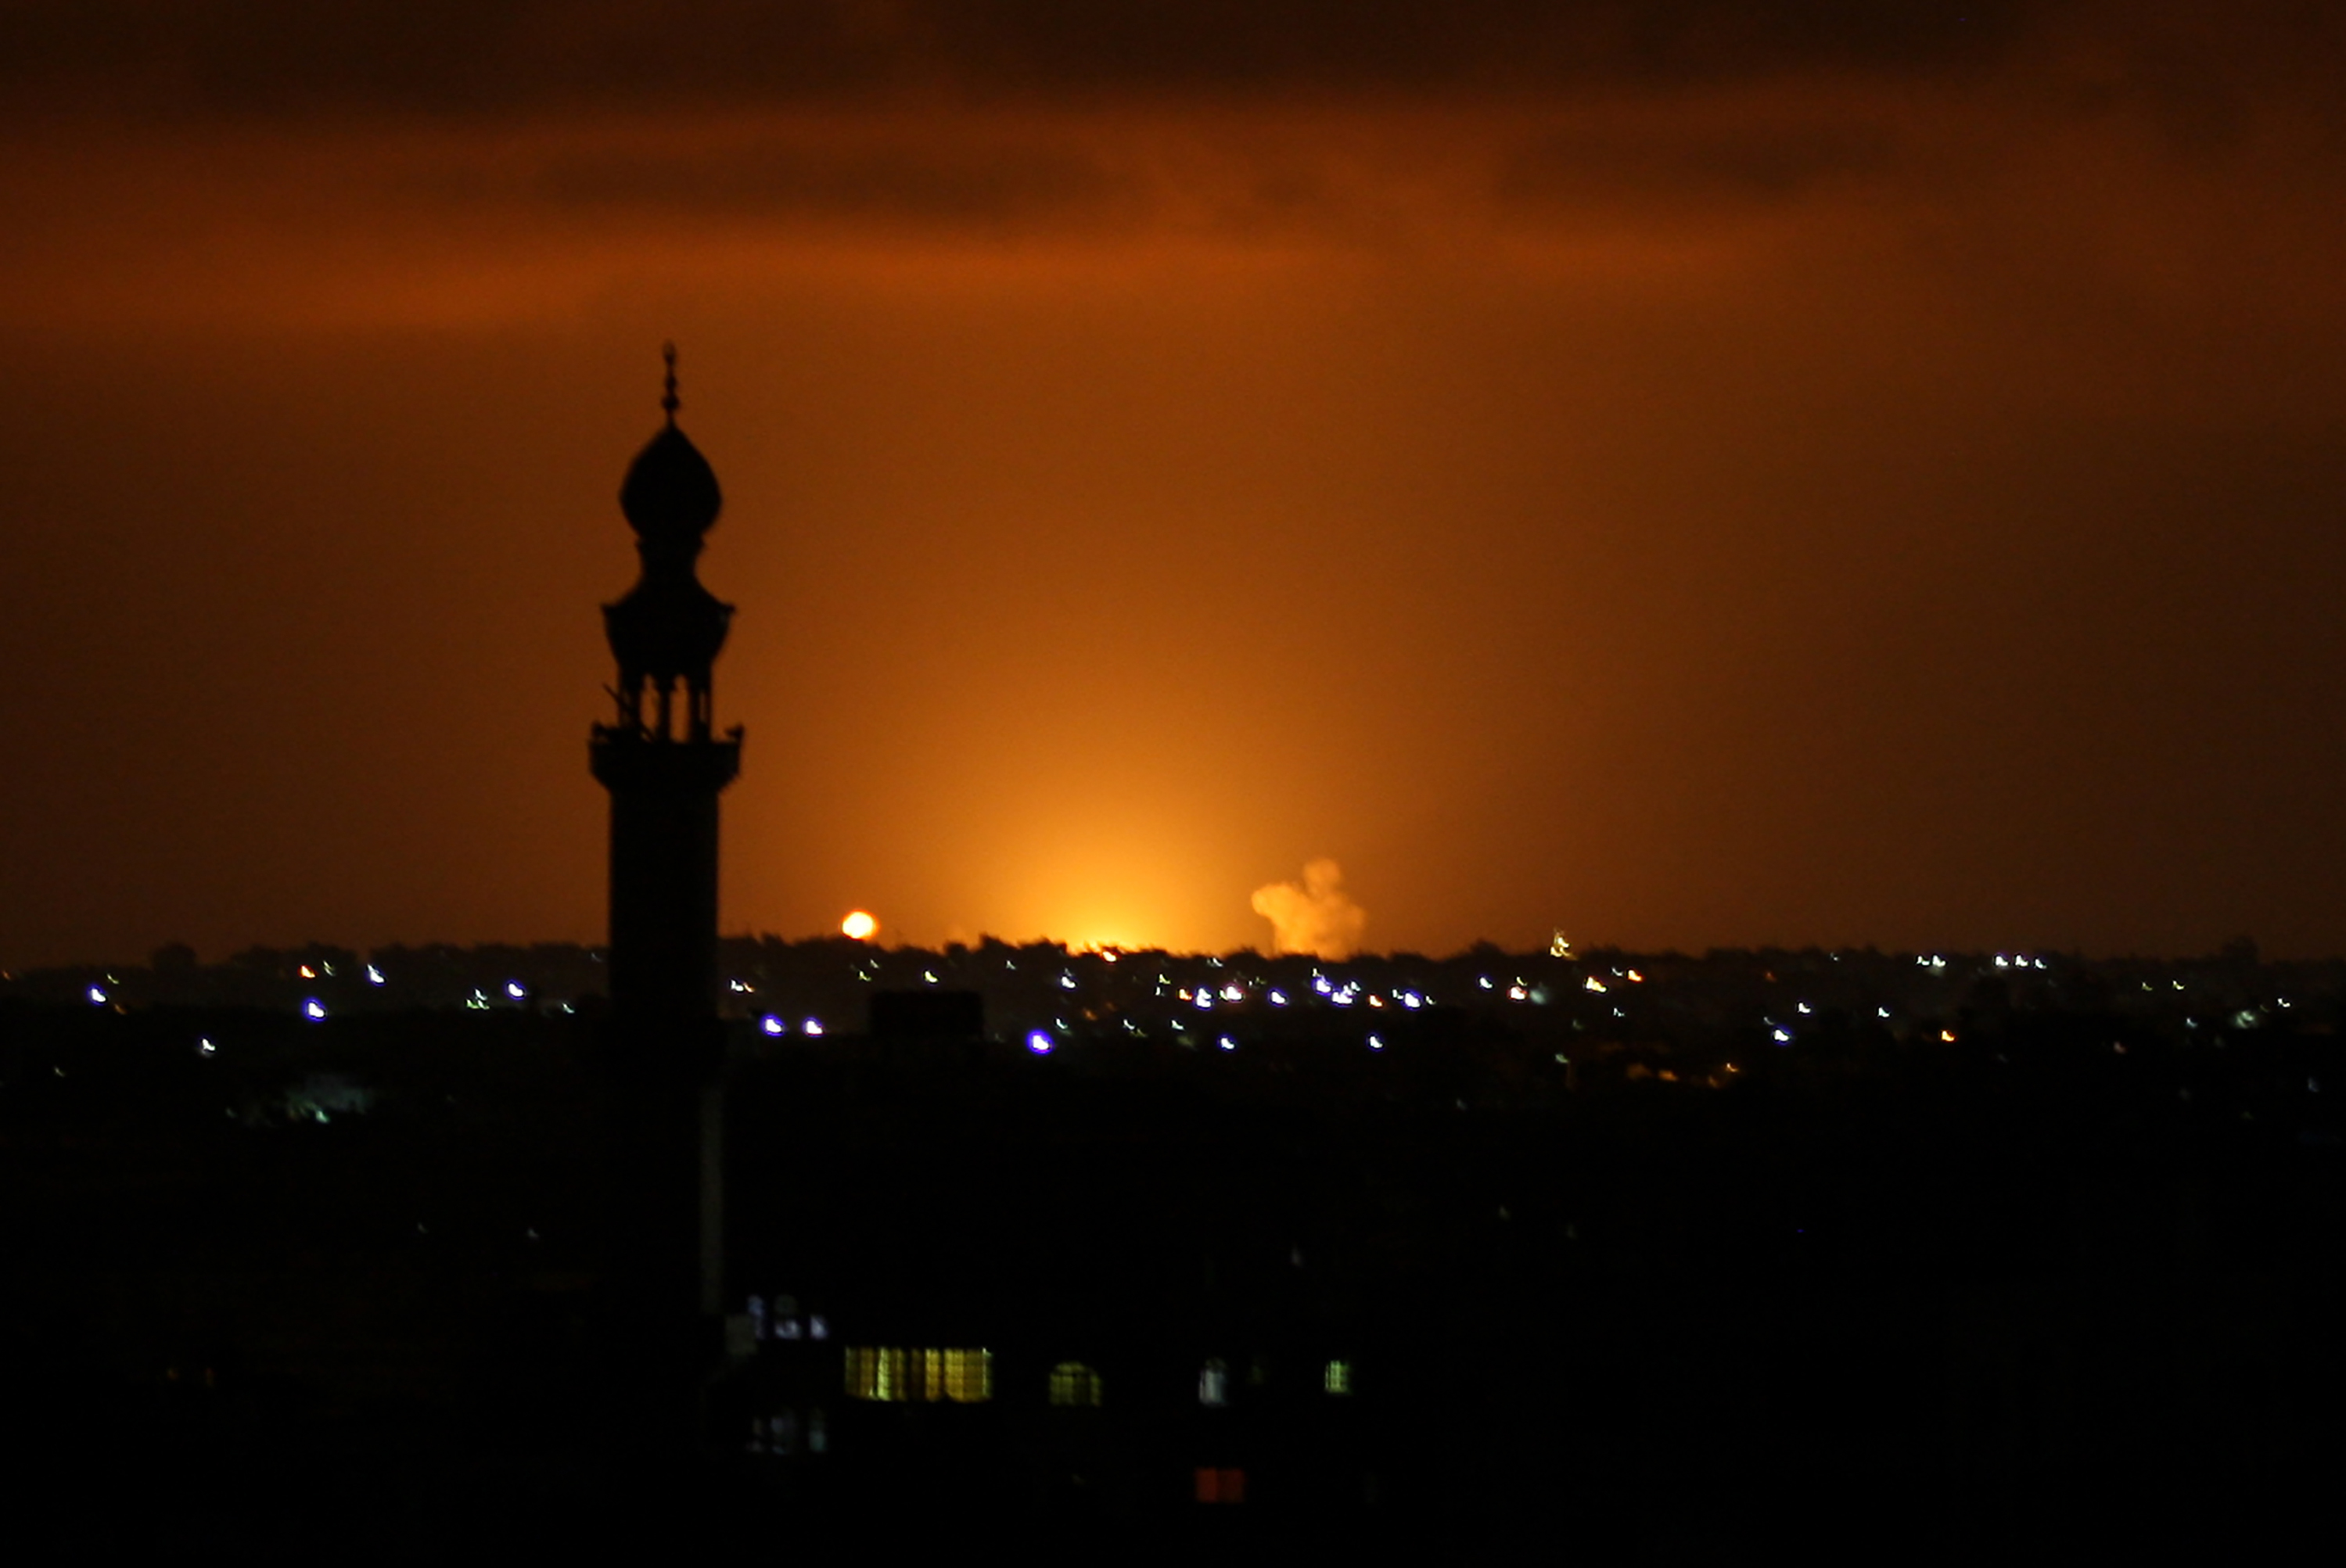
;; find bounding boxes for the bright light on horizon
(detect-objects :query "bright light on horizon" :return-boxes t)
[841,910,878,941]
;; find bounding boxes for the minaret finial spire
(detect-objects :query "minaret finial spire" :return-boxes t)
[661,342,680,425]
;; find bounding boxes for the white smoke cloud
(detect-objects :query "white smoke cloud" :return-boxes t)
[1250,858,1367,960]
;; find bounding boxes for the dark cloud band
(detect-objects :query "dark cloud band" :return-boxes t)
[2,1,2041,120]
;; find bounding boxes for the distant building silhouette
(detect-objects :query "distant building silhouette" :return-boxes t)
[589,346,741,1454]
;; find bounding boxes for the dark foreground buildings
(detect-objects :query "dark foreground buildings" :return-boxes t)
[4,375,2344,1555]
[8,959,2344,1556]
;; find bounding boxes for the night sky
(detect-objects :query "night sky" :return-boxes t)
[5,2,2345,967]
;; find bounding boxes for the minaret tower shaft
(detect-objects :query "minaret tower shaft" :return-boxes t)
[589,346,742,1458]
[591,346,742,1029]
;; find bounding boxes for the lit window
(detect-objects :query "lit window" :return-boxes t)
[1048,1361,1104,1408]
[844,1346,992,1403]
[1324,1359,1353,1395]
[1198,1358,1229,1407]
[1195,1466,1247,1504]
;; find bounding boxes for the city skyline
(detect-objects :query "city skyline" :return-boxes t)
[8,3,2346,966]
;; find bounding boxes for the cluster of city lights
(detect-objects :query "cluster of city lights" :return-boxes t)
[113,919,2270,1075]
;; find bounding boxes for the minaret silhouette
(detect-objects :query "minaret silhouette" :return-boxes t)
[594,343,742,1023]
[590,345,740,1455]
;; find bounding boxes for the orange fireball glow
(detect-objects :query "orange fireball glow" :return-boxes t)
[8,8,2346,968]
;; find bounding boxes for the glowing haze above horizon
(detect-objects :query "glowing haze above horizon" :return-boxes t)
[7,2,2346,969]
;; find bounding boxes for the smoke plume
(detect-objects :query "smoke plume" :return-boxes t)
[1250,858,1367,960]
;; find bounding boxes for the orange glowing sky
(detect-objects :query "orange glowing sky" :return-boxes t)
[5,2,2346,966]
